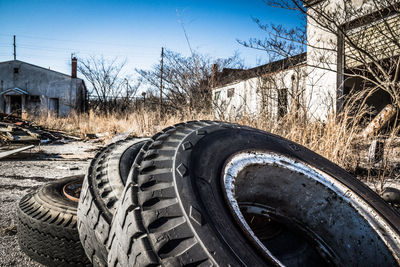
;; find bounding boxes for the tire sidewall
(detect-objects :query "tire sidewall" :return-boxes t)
[168,124,400,265]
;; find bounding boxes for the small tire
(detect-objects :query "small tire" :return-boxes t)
[108,121,400,266]
[77,138,147,266]
[18,175,90,267]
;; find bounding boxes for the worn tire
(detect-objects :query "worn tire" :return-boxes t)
[77,138,147,266]
[18,175,91,267]
[108,121,400,266]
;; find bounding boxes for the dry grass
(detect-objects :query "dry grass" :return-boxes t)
[29,109,210,138]
[29,107,366,171]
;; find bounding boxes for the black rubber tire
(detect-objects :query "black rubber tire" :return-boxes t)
[18,175,91,267]
[77,138,147,266]
[107,121,400,266]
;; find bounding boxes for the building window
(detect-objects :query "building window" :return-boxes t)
[28,95,41,103]
[214,91,221,100]
[227,88,234,98]
[13,68,19,74]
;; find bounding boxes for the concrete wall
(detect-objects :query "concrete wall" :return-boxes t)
[306,7,339,120]
[0,60,84,116]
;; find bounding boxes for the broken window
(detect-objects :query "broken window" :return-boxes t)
[214,91,221,100]
[13,68,19,74]
[227,88,235,98]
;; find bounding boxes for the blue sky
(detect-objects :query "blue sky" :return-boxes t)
[0,0,301,76]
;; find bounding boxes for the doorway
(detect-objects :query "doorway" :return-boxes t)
[49,98,59,116]
[10,95,22,116]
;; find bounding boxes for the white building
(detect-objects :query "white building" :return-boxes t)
[214,0,399,121]
[213,54,307,120]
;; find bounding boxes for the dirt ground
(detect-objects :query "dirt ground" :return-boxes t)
[0,140,101,266]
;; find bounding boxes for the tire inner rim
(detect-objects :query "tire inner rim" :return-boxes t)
[222,150,400,266]
[63,181,82,203]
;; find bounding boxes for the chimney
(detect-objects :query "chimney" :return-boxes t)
[71,57,77,78]
[211,63,219,89]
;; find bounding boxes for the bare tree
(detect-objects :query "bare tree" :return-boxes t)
[238,19,307,60]
[78,56,140,112]
[137,49,243,114]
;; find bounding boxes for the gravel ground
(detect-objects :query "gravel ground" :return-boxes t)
[0,140,101,266]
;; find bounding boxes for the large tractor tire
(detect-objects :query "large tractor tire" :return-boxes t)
[18,175,91,267]
[108,121,400,266]
[77,138,147,266]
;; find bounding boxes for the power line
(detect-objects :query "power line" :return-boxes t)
[0,33,160,49]
[1,45,160,60]
[0,34,164,73]
[0,42,160,59]
[19,46,158,56]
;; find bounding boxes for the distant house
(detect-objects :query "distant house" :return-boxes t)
[212,54,307,120]
[0,57,87,117]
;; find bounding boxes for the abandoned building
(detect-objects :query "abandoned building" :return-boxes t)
[214,0,400,121]
[212,54,307,120]
[0,57,87,117]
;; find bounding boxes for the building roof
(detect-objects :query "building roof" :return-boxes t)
[0,59,83,81]
[213,53,306,89]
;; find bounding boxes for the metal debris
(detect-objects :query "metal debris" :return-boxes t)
[0,145,34,160]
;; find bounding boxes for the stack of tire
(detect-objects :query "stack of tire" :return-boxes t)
[18,121,400,266]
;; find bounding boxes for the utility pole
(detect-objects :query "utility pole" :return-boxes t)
[13,35,16,60]
[160,47,164,114]
[126,79,129,98]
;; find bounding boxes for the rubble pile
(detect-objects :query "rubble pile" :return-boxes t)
[0,113,80,147]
